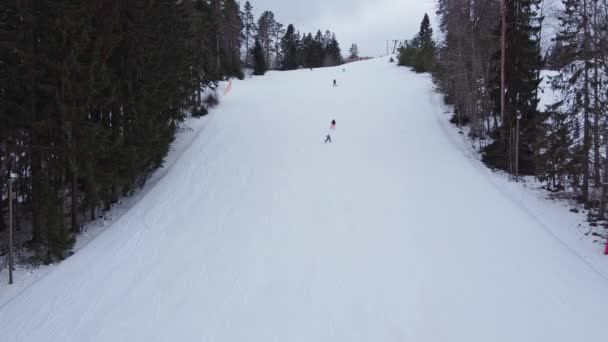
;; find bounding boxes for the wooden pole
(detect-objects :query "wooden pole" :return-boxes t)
[501,0,507,137]
[515,115,520,182]
[8,178,13,285]
[508,130,511,178]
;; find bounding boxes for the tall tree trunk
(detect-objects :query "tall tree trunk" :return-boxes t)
[0,145,6,232]
[25,1,44,244]
[0,194,5,232]
[30,146,43,243]
[592,59,600,187]
[71,167,79,233]
[600,126,608,219]
[500,0,507,143]
[581,0,591,205]
[245,31,250,66]
[592,0,602,189]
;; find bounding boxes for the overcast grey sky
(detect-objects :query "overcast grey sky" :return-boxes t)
[250,0,437,57]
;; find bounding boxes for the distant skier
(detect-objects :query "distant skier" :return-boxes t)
[330,119,336,130]
[333,79,337,87]
[325,134,332,143]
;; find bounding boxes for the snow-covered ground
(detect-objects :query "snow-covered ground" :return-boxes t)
[0,84,226,305]
[0,113,210,304]
[1,57,607,342]
[438,67,608,279]
[538,69,561,111]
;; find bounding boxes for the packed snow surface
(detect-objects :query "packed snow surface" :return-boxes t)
[1,57,607,342]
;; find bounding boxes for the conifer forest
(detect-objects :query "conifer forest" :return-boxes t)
[0,0,344,261]
[400,1,608,222]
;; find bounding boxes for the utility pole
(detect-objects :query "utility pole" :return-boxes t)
[8,172,15,285]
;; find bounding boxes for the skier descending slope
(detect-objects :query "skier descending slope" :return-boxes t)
[324,134,332,143]
[330,120,336,130]
[333,79,337,87]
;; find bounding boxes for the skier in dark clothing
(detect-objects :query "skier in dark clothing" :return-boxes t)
[330,120,336,130]
[333,79,337,87]
[325,134,332,143]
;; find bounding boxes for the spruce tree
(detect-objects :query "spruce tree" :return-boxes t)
[0,0,228,261]
[0,0,350,262]
[281,24,300,70]
[544,0,600,203]
[483,0,542,175]
[324,33,343,66]
[221,0,244,78]
[415,14,436,72]
[535,105,574,190]
[301,33,314,67]
[349,44,359,59]
[295,30,303,65]
[312,30,324,67]
[399,14,436,73]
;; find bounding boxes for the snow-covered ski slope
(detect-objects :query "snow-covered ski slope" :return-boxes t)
[1,57,608,342]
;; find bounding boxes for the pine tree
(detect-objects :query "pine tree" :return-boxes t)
[209,0,223,77]
[242,1,256,66]
[257,11,276,66]
[272,21,285,69]
[252,39,267,75]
